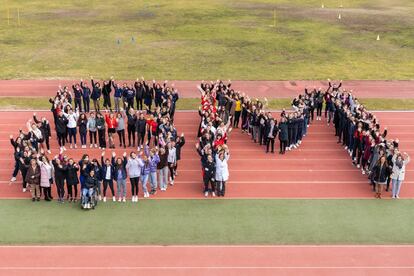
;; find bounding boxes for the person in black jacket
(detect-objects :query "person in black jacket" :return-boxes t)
[373,155,390,199]
[53,110,69,151]
[90,77,102,112]
[134,79,145,110]
[126,108,137,147]
[65,158,79,202]
[174,134,185,175]
[52,157,67,203]
[265,118,279,153]
[82,170,99,209]
[135,112,147,147]
[80,79,91,113]
[203,154,216,197]
[77,113,88,149]
[278,117,288,154]
[100,152,116,202]
[102,77,113,109]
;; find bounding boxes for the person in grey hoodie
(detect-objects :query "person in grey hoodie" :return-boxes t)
[116,109,126,148]
[144,145,160,195]
[126,151,144,202]
[87,112,98,148]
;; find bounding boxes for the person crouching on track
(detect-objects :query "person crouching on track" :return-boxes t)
[82,170,98,209]
[215,145,230,197]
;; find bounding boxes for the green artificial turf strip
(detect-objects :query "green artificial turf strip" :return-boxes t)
[1,1,414,79]
[1,199,414,245]
[1,97,414,111]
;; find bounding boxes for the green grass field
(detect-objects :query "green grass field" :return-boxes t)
[1,97,414,110]
[1,0,414,80]
[1,199,414,245]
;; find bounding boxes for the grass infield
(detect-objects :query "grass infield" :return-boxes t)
[1,1,414,79]
[0,97,413,111]
[0,199,413,245]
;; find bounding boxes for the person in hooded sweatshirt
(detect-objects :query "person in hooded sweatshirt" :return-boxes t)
[126,150,144,202]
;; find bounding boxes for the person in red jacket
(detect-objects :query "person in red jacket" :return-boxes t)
[146,115,158,146]
[104,110,118,149]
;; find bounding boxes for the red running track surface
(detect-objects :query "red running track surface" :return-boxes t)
[1,80,414,98]
[0,111,413,199]
[0,245,413,276]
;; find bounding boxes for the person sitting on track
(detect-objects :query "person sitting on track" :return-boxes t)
[82,169,99,209]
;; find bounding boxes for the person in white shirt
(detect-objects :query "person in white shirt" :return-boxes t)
[167,141,177,185]
[63,108,79,149]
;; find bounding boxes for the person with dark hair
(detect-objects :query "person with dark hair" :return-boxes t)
[215,146,230,197]
[91,77,102,112]
[126,151,144,202]
[87,112,98,148]
[265,117,278,154]
[112,151,128,202]
[102,77,113,109]
[126,107,137,147]
[96,112,106,150]
[373,155,390,199]
[52,156,67,203]
[66,158,79,202]
[80,79,91,113]
[391,151,410,199]
[37,155,53,201]
[77,113,88,149]
[25,158,41,202]
[100,152,116,202]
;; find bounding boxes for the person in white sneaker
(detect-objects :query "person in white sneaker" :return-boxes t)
[62,108,79,149]
[100,152,115,202]
[215,145,230,197]
[391,151,410,199]
[87,112,98,148]
[140,154,151,198]
[113,152,128,203]
[167,141,177,185]
[202,155,216,197]
[77,113,88,149]
[126,151,144,202]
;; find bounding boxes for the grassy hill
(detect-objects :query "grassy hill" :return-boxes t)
[1,0,414,80]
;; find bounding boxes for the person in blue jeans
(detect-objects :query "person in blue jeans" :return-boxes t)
[145,145,160,195]
[140,154,151,198]
[112,151,128,202]
[391,151,410,199]
[82,170,98,209]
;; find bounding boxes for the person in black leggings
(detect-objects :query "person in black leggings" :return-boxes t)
[278,117,288,154]
[66,159,79,202]
[52,157,67,203]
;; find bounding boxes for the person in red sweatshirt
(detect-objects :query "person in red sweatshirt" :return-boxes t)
[104,110,118,149]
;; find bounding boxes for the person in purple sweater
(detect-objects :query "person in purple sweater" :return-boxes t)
[140,154,151,198]
[144,145,160,195]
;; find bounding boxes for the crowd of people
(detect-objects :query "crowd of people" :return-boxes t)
[9,78,410,202]
[9,77,185,208]
[325,80,410,199]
